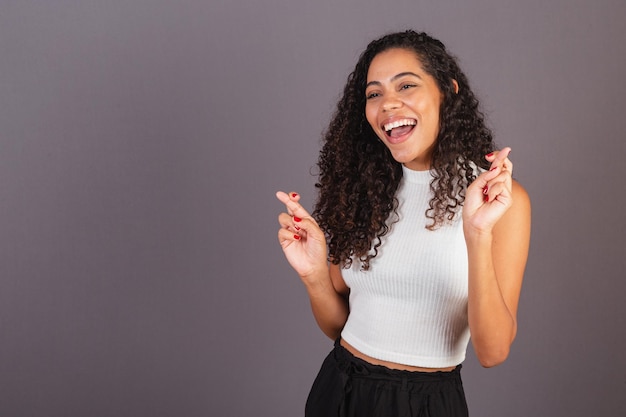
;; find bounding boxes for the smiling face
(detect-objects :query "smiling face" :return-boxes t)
[365,48,443,171]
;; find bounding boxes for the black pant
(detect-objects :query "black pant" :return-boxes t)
[306,340,469,417]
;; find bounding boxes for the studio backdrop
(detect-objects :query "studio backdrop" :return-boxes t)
[1,1,625,416]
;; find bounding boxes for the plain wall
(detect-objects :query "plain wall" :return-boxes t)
[1,0,625,416]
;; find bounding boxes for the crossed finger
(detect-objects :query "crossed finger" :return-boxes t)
[276,191,313,220]
[482,148,513,203]
[485,147,513,176]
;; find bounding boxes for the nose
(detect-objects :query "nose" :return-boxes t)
[381,94,401,112]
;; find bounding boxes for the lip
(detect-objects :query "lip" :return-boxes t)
[379,116,417,145]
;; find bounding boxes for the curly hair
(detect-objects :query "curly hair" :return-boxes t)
[313,30,495,270]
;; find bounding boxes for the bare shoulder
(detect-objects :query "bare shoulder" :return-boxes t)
[492,179,531,268]
[329,263,350,297]
[512,180,531,211]
[495,179,531,235]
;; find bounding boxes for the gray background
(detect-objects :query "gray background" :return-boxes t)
[1,0,625,416]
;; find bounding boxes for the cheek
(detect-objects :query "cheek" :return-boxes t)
[365,104,378,130]
[418,99,441,126]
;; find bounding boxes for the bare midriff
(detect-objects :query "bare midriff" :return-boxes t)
[340,339,457,373]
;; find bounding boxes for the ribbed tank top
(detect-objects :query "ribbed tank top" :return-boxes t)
[340,165,470,368]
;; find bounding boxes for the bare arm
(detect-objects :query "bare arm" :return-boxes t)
[276,192,350,339]
[306,263,349,340]
[463,149,532,367]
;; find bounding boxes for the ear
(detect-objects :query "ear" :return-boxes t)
[451,79,459,94]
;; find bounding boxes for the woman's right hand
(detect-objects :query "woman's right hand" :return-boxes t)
[276,192,350,340]
[276,191,328,282]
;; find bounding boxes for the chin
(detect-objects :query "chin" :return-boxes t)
[389,150,418,165]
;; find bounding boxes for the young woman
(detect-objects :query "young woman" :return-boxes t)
[276,30,531,417]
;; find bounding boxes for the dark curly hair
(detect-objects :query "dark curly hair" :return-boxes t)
[313,30,495,270]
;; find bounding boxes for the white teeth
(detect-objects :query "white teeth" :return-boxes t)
[383,119,416,132]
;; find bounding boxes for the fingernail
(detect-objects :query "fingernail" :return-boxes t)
[486,152,494,158]
[294,225,301,231]
[490,166,497,171]
[483,185,488,195]
[293,216,302,222]
[294,234,301,240]
[291,193,298,198]
[484,194,489,202]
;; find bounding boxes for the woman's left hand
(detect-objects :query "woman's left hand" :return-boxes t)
[463,147,514,234]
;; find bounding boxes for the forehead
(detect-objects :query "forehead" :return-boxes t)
[367,48,425,80]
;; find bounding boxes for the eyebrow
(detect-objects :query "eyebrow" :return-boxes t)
[366,72,423,88]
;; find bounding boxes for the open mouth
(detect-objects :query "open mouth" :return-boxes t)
[383,118,417,138]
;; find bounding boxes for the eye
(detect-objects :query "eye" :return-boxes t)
[366,91,381,100]
[400,83,417,91]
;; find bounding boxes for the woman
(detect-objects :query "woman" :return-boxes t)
[276,30,531,417]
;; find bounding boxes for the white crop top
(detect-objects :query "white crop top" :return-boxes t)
[340,165,471,368]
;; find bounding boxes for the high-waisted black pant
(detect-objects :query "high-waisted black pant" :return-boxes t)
[305,340,469,417]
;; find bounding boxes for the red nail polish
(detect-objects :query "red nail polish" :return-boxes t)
[483,185,488,195]
[486,152,494,158]
[484,194,489,202]
[294,225,301,231]
[291,193,298,198]
[490,166,497,171]
[294,234,300,240]
[293,216,302,222]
